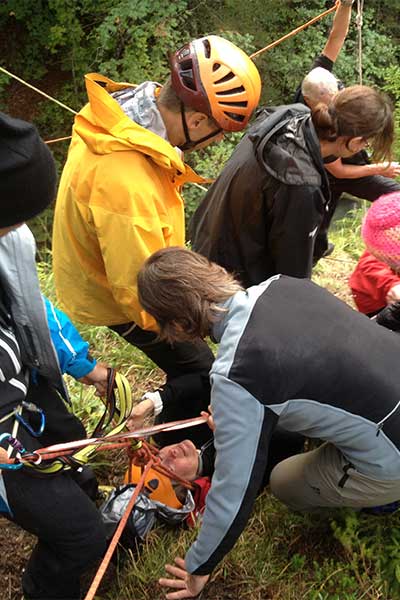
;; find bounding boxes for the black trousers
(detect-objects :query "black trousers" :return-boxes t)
[4,469,106,600]
[1,380,106,600]
[313,175,400,262]
[111,323,214,447]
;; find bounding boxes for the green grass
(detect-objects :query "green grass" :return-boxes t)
[36,205,400,600]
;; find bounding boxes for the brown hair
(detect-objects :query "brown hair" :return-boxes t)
[158,77,182,113]
[138,247,243,343]
[311,85,394,162]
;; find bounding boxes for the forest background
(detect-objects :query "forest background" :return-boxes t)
[1,1,400,599]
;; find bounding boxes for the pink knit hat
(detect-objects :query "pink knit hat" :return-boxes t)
[362,192,400,272]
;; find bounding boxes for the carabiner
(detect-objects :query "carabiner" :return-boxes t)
[16,403,46,437]
[0,433,23,470]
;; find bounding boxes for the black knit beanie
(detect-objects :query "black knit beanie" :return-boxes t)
[0,112,57,227]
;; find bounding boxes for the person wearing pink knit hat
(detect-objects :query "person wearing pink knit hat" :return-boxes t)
[362,192,400,271]
[350,192,400,327]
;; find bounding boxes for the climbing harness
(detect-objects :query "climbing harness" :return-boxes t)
[0,369,133,474]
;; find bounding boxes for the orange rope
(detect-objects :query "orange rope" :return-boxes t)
[250,4,337,59]
[84,459,154,600]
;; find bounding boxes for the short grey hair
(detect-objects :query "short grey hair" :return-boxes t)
[301,67,339,106]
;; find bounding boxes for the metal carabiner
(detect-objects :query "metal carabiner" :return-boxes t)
[16,402,46,437]
[0,433,23,470]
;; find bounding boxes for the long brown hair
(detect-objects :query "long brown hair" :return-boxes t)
[312,85,394,162]
[138,247,243,343]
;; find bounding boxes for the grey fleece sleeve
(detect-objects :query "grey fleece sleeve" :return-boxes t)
[185,373,275,575]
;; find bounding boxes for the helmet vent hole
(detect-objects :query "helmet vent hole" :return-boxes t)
[179,60,196,90]
[222,101,248,108]
[202,39,212,58]
[224,111,245,123]
[182,73,196,90]
[217,86,245,96]
[213,62,221,72]
[215,72,235,84]
[181,59,193,71]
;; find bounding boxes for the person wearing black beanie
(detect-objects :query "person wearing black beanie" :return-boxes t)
[0,111,57,234]
[0,113,107,599]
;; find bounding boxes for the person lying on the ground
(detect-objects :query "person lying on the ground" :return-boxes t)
[122,425,304,530]
[136,246,400,599]
[157,427,305,487]
[293,0,400,262]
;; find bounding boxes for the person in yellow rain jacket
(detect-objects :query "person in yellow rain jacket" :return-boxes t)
[53,35,261,446]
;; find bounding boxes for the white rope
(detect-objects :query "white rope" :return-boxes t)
[356,0,364,85]
[192,182,209,192]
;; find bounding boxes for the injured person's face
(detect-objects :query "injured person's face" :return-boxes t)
[158,439,200,481]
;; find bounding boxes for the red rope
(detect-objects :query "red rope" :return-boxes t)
[16,415,208,466]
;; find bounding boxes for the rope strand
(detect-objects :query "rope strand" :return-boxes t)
[356,0,364,85]
[0,66,77,115]
[250,4,337,59]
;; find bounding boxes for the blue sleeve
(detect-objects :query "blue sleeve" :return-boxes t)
[44,297,96,379]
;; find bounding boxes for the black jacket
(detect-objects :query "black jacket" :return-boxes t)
[191,104,330,287]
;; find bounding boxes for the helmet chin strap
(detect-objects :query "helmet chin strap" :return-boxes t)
[178,102,222,151]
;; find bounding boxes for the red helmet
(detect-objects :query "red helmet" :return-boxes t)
[169,35,262,132]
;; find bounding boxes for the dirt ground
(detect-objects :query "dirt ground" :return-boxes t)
[0,518,33,600]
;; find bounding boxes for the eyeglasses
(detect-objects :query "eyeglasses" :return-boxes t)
[361,138,372,150]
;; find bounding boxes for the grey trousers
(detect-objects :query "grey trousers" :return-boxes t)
[269,443,400,511]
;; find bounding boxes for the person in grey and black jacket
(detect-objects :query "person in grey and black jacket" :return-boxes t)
[191,85,394,288]
[137,246,400,599]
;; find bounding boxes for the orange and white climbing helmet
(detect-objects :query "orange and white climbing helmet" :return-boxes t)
[169,35,262,132]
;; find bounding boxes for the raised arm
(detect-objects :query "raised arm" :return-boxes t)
[326,158,400,180]
[322,0,354,63]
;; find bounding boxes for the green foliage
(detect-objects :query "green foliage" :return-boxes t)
[95,0,188,84]
[185,1,399,105]
[384,66,400,103]
[4,6,400,598]
[0,0,189,142]
[332,509,400,598]
[383,65,400,157]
